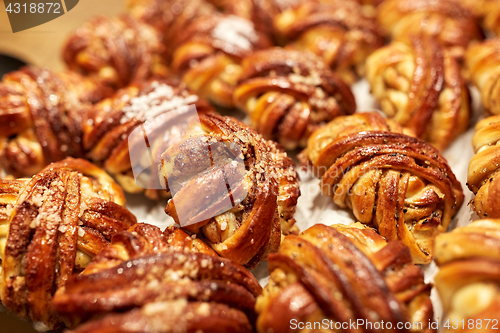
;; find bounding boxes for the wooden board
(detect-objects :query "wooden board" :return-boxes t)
[0,1,124,331]
[0,0,124,69]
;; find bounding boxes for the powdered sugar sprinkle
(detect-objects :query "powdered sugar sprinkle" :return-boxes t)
[121,82,198,123]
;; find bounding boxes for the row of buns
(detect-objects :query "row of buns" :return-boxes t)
[1,0,500,331]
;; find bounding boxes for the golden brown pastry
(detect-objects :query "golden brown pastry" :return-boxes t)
[83,79,214,199]
[467,115,500,218]
[170,13,273,107]
[0,158,137,329]
[0,66,109,177]
[126,0,216,49]
[366,35,471,150]
[256,223,434,333]
[434,219,500,331]
[82,223,218,276]
[126,0,273,107]
[458,0,500,35]
[465,38,500,115]
[273,0,384,83]
[127,0,290,42]
[205,0,280,39]
[357,0,385,5]
[377,0,483,58]
[234,48,356,150]
[458,0,493,17]
[485,7,500,36]
[299,112,464,264]
[63,15,169,90]
[52,222,262,332]
[160,112,300,268]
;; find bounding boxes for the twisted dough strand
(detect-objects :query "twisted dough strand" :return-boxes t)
[126,0,216,50]
[366,35,471,150]
[458,0,500,35]
[63,15,169,89]
[160,112,300,268]
[82,223,218,276]
[466,38,500,116]
[273,0,384,83]
[206,0,284,40]
[377,0,483,59]
[434,219,500,331]
[234,48,356,150]
[52,222,262,333]
[127,0,274,108]
[0,158,137,329]
[0,67,108,177]
[256,223,434,332]
[170,14,273,107]
[467,115,500,218]
[83,79,214,199]
[299,112,464,264]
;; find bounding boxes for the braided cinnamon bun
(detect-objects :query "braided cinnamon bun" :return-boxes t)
[234,48,356,150]
[0,67,108,177]
[467,115,500,218]
[0,158,137,329]
[458,0,500,35]
[434,219,500,330]
[126,0,216,47]
[273,0,384,83]
[366,35,471,150]
[63,15,169,90]
[82,223,218,276]
[299,112,464,264]
[256,223,434,333]
[465,38,500,116]
[206,0,283,39]
[377,0,483,59]
[52,222,262,332]
[83,79,214,199]
[160,112,300,268]
[170,14,273,108]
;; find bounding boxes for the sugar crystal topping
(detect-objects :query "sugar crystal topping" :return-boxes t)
[211,15,258,51]
[121,82,198,123]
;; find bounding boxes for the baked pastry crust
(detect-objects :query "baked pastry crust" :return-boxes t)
[0,67,109,177]
[126,0,216,48]
[466,38,500,116]
[299,112,464,264]
[170,13,273,107]
[467,115,500,218]
[377,0,483,59]
[83,79,214,199]
[458,0,500,35]
[256,223,434,332]
[127,0,274,108]
[234,48,356,150]
[160,112,300,268]
[273,0,384,83]
[434,219,500,331]
[82,223,218,276]
[366,35,471,150]
[63,15,169,89]
[0,158,137,329]
[52,222,262,332]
